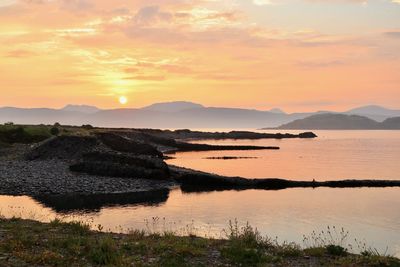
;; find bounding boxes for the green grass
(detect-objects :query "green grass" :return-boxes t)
[0,124,95,145]
[0,218,399,267]
[0,125,52,144]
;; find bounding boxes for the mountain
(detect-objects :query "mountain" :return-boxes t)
[61,105,101,114]
[346,105,400,122]
[275,113,400,130]
[87,107,299,129]
[1,102,399,129]
[381,117,400,129]
[269,108,286,114]
[0,107,94,126]
[142,101,204,113]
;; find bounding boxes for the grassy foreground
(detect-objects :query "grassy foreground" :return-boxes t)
[0,218,398,267]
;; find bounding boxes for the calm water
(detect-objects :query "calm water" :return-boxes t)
[167,130,400,181]
[1,130,399,256]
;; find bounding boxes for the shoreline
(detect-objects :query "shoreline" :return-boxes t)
[0,125,399,198]
[0,218,398,266]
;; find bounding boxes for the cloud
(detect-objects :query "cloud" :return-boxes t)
[124,75,166,81]
[133,6,172,26]
[5,49,36,58]
[253,0,275,5]
[297,59,345,68]
[384,31,400,38]
[253,0,368,5]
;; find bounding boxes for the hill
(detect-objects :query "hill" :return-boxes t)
[142,101,204,112]
[61,104,101,114]
[346,105,400,122]
[1,102,399,129]
[276,114,382,130]
[381,117,400,129]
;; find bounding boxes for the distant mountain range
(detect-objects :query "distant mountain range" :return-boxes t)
[274,113,400,130]
[0,102,399,129]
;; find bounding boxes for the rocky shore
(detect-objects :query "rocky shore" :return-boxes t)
[0,128,284,196]
[1,126,399,199]
[0,159,175,196]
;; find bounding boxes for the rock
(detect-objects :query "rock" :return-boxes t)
[25,135,98,160]
[70,152,170,180]
[299,132,318,138]
[96,132,163,157]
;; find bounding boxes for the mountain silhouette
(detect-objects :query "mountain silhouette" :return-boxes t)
[275,113,400,130]
[0,102,399,129]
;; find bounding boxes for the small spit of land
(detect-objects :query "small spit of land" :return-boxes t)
[0,218,399,267]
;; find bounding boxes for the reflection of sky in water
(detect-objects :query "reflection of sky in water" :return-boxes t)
[1,187,400,257]
[168,130,400,181]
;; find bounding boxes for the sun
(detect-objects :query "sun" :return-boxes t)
[119,96,128,105]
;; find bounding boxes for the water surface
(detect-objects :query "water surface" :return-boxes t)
[167,130,400,180]
[0,187,399,256]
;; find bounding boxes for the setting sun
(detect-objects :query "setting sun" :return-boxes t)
[119,96,128,105]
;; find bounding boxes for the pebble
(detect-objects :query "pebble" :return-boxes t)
[0,159,176,196]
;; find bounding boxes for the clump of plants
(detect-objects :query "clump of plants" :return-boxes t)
[221,220,272,266]
[303,226,349,257]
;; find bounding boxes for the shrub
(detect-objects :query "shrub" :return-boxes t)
[89,237,122,265]
[50,127,60,136]
[81,124,94,130]
[326,244,348,256]
[221,220,269,266]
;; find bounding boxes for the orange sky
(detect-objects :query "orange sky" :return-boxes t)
[0,0,399,112]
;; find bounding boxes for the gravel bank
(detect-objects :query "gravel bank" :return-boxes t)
[0,159,176,196]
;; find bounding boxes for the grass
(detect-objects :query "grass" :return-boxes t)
[0,124,52,144]
[0,124,94,145]
[0,218,399,266]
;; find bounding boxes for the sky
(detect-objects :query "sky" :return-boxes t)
[0,0,399,112]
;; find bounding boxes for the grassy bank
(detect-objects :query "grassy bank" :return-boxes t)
[0,218,398,266]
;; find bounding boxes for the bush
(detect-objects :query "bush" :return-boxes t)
[81,124,94,130]
[50,127,60,136]
[326,244,347,256]
[221,220,270,266]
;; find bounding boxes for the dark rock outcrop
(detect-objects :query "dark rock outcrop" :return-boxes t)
[96,132,163,157]
[132,129,318,140]
[26,135,99,160]
[170,166,400,192]
[70,152,170,180]
[113,130,281,153]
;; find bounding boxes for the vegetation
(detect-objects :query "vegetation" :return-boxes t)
[0,124,94,145]
[0,124,52,144]
[0,218,398,267]
[50,126,60,136]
